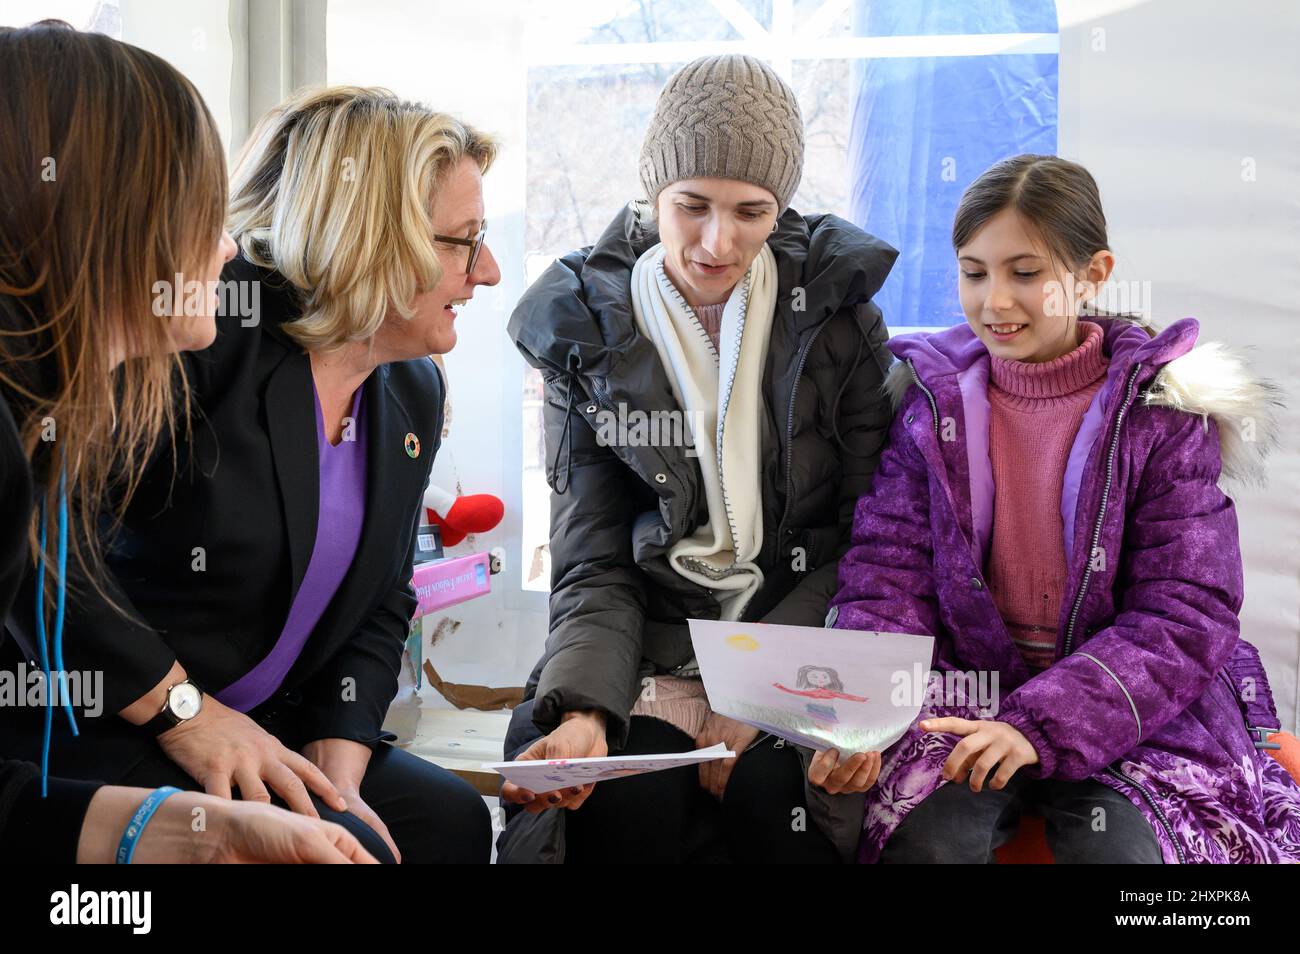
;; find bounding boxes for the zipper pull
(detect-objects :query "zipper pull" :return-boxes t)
[1248,726,1282,750]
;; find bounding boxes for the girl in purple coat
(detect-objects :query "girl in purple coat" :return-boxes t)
[829,154,1300,863]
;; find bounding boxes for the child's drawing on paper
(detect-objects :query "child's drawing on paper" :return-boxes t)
[543,763,655,784]
[773,665,868,726]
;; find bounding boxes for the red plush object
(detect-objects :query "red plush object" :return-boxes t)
[426,493,504,548]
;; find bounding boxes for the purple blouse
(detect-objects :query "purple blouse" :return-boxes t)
[215,384,368,712]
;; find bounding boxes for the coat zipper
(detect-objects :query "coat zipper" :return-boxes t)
[906,359,1176,861]
[1106,765,1185,864]
[1056,364,1180,863]
[1062,364,1142,657]
[906,360,942,437]
[775,322,828,546]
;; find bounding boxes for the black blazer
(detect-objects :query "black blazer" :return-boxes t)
[4,255,444,748]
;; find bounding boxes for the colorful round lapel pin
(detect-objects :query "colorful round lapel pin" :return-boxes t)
[404,432,421,459]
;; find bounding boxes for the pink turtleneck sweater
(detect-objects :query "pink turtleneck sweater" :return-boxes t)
[985,320,1109,672]
[695,301,726,352]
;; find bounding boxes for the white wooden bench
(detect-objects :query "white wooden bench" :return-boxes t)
[399,706,512,797]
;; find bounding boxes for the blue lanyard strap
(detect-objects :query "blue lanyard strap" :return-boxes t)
[35,464,75,797]
[115,786,182,864]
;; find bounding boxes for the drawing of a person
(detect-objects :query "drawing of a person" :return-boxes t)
[773,666,868,725]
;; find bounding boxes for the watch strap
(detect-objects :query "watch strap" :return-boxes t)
[143,679,202,736]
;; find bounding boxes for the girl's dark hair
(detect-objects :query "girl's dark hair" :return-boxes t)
[952,154,1108,270]
[952,154,1142,321]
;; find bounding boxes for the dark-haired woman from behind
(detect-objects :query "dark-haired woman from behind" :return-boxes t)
[0,20,375,863]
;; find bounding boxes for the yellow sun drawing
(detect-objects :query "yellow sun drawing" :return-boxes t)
[725,634,759,652]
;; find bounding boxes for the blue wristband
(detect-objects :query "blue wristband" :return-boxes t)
[115,786,182,864]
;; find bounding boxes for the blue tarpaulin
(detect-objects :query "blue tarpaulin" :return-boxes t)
[848,1,1059,328]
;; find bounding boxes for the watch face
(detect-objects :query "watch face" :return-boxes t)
[169,682,202,720]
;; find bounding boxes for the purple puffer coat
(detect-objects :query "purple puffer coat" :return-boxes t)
[829,315,1300,863]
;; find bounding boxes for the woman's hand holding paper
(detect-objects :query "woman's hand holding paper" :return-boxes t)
[694,712,759,798]
[500,709,608,813]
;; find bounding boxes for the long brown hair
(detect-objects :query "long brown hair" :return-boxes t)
[0,21,227,605]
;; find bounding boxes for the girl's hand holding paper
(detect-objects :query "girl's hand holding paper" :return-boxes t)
[808,748,882,794]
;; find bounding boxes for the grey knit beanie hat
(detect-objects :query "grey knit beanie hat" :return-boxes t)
[638,54,805,214]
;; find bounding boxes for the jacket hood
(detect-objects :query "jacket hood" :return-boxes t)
[508,201,898,378]
[883,316,1281,485]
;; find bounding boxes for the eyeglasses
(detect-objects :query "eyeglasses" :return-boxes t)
[433,221,487,275]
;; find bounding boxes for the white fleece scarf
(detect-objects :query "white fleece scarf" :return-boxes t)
[630,242,778,621]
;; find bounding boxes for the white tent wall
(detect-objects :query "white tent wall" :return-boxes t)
[1058,0,1300,732]
[117,0,236,147]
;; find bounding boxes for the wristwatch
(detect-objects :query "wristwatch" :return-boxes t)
[144,678,204,735]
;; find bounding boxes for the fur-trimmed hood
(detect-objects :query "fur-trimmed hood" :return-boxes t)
[882,317,1282,486]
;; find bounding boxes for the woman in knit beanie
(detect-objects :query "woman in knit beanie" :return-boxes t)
[503,54,900,863]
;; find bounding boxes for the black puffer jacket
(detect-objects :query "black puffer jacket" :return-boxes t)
[503,202,897,861]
